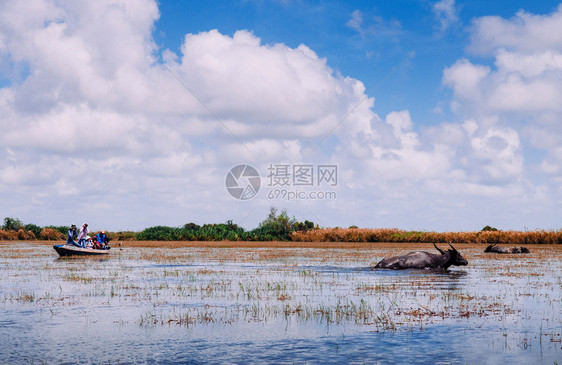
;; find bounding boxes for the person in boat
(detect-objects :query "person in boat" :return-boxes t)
[95,230,107,250]
[92,234,101,249]
[67,224,79,247]
[85,235,94,248]
[77,222,89,248]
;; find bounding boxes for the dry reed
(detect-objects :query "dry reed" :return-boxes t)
[39,228,64,240]
[0,229,35,240]
[290,228,562,244]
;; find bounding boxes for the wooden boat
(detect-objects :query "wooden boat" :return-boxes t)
[53,244,110,257]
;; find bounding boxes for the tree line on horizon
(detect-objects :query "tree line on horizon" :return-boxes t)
[0,208,316,242]
[1,211,560,244]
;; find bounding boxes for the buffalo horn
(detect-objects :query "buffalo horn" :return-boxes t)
[434,243,446,255]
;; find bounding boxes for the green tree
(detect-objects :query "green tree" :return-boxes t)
[254,207,296,240]
[3,217,24,231]
[44,225,69,236]
[24,224,42,238]
[293,220,316,231]
[137,226,180,241]
[183,222,201,230]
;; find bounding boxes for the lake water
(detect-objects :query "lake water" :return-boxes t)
[1,242,560,364]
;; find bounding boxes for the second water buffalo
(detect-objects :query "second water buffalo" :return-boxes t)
[484,243,530,254]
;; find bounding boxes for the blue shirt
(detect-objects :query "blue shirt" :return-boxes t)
[67,229,76,244]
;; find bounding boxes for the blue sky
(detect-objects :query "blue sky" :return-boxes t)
[153,1,559,127]
[1,0,561,232]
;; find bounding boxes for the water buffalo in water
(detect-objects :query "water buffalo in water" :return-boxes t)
[484,243,530,254]
[373,243,468,270]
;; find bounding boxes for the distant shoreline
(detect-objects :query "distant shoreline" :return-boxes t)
[2,240,560,249]
[3,214,561,244]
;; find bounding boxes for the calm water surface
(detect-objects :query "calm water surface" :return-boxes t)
[1,243,560,364]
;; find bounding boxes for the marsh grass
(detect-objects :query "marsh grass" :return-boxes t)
[1,241,560,352]
[63,273,96,283]
[14,292,35,302]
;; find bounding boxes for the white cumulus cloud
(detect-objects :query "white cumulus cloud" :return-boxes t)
[0,0,559,231]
